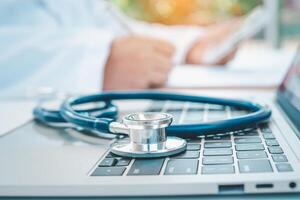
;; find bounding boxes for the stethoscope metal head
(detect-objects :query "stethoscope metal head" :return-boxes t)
[110,112,187,158]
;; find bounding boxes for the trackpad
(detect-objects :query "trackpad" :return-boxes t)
[0,121,111,184]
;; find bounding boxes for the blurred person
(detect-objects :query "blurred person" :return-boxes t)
[0,0,238,95]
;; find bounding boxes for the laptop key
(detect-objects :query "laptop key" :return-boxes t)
[231,110,248,117]
[116,158,131,166]
[260,124,272,133]
[208,104,226,111]
[99,158,117,167]
[167,101,185,110]
[235,144,264,151]
[186,143,201,151]
[128,159,164,175]
[272,154,288,162]
[203,148,233,156]
[147,101,165,112]
[186,138,202,143]
[106,152,117,158]
[237,151,267,159]
[205,134,231,141]
[183,110,204,124]
[203,156,233,165]
[202,165,234,174]
[239,160,273,173]
[206,111,227,121]
[188,102,206,110]
[233,131,258,137]
[268,146,284,154]
[262,133,275,139]
[234,137,262,144]
[276,163,293,172]
[165,159,198,175]
[265,139,279,146]
[166,110,182,124]
[172,150,200,159]
[91,167,126,176]
[204,142,232,148]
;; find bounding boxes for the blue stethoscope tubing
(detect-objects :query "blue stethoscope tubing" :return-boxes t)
[33,91,272,137]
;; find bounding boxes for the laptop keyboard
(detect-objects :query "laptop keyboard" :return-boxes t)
[91,101,293,176]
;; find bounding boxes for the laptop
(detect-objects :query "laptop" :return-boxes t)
[0,50,300,197]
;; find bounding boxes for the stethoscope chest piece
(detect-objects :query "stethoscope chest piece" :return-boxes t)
[111,112,187,158]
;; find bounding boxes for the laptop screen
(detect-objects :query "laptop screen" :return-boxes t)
[277,49,300,135]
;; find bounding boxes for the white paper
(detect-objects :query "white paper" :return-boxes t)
[167,42,297,88]
[167,66,286,88]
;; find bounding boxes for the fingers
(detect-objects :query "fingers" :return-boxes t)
[131,35,175,57]
[103,35,174,90]
[185,18,241,65]
[151,39,175,57]
[148,54,173,87]
[186,42,239,66]
[149,70,170,88]
[215,46,239,65]
[134,43,173,88]
[207,18,241,38]
[185,40,208,65]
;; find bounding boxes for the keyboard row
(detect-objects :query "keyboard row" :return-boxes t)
[148,102,258,124]
[91,125,293,176]
[91,157,293,176]
[91,143,293,176]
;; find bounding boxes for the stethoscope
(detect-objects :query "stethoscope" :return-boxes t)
[33,91,272,158]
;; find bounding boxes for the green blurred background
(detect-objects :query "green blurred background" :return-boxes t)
[112,0,261,26]
[112,0,300,44]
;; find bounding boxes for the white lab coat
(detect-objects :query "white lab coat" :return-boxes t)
[0,0,203,98]
[0,0,120,98]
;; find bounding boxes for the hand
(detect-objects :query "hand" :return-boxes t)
[103,35,175,90]
[185,19,241,65]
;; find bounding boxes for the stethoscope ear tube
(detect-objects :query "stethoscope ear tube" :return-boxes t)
[33,107,66,123]
[166,106,272,137]
[33,101,119,139]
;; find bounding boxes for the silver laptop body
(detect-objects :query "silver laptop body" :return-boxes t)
[0,52,300,197]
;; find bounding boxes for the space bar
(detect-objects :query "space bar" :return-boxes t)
[127,159,164,175]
